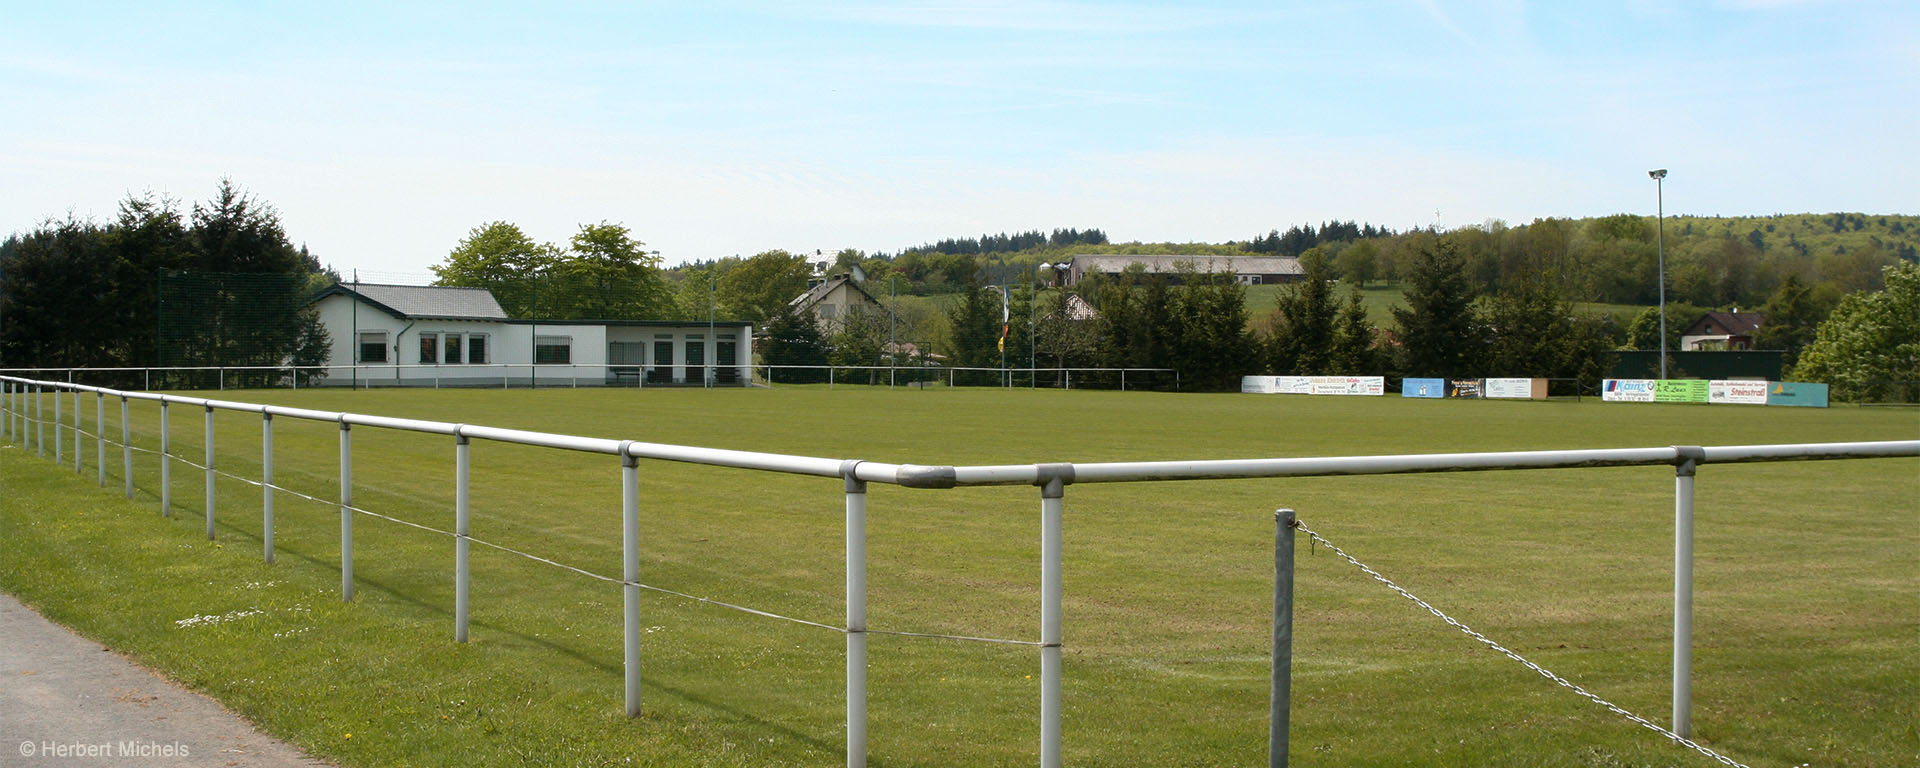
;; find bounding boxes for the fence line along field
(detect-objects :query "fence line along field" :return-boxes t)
[1,385,1914,767]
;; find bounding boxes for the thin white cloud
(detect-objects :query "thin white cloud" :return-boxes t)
[1714,0,1832,9]
[806,0,1269,33]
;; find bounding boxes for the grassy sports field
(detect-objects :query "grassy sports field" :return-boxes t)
[1,385,1914,767]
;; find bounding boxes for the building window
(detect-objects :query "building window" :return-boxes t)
[467,334,488,364]
[420,334,439,364]
[535,335,571,364]
[358,331,388,363]
[444,334,462,364]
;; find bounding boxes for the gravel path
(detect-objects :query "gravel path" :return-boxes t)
[0,593,330,767]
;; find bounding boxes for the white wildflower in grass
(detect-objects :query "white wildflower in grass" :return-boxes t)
[174,608,264,629]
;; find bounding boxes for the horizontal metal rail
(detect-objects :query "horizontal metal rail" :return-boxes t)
[5,376,1915,488]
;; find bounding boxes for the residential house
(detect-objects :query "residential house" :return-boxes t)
[1680,311,1766,351]
[788,275,883,331]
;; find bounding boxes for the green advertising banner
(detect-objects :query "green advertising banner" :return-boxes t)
[1654,379,1710,403]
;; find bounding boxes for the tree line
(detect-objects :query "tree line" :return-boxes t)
[0,181,330,384]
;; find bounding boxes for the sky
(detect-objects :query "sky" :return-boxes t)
[2,1,1915,279]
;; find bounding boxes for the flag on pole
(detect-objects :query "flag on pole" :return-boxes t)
[998,285,1011,353]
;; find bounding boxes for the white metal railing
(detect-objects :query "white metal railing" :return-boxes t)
[0,373,1913,768]
[755,364,1180,390]
[0,364,1181,391]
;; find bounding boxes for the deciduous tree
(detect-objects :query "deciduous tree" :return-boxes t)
[717,250,813,326]
[1792,262,1919,402]
[431,221,556,317]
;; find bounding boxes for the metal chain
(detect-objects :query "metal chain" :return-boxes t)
[1293,520,1752,768]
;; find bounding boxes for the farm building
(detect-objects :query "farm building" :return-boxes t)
[309,283,754,386]
[1063,254,1304,286]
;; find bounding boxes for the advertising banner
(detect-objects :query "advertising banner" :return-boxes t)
[1766,381,1829,408]
[1307,376,1385,396]
[1602,379,1657,402]
[1655,379,1711,403]
[1240,376,1280,394]
[1484,378,1544,400]
[1275,376,1312,394]
[1708,379,1769,405]
[1401,378,1446,399]
[1448,379,1483,399]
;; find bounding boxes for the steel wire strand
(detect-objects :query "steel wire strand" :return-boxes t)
[1294,520,1751,768]
[119,443,1035,647]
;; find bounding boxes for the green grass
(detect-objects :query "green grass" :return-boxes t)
[2,387,1916,767]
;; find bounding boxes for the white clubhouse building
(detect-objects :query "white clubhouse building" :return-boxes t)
[310,283,753,387]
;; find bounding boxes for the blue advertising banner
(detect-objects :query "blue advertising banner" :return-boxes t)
[1766,381,1829,408]
[1401,378,1446,398]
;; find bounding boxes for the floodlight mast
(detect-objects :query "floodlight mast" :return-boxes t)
[1649,169,1668,379]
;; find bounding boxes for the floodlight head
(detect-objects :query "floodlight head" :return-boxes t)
[1649,169,1668,180]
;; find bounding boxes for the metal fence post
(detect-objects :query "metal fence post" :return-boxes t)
[1672,446,1703,738]
[2,381,9,442]
[72,389,82,474]
[455,431,470,643]
[340,420,354,602]
[842,460,869,768]
[621,446,642,717]
[54,384,62,464]
[159,401,171,516]
[1036,464,1071,768]
[1271,509,1297,768]
[96,393,106,486]
[204,405,216,540]
[121,397,132,500]
[36,385,45,457]
[262,413,274,563]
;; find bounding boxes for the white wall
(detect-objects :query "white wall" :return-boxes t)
[311,294,750,386]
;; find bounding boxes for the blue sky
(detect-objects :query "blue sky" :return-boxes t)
[2,1,1914,277]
